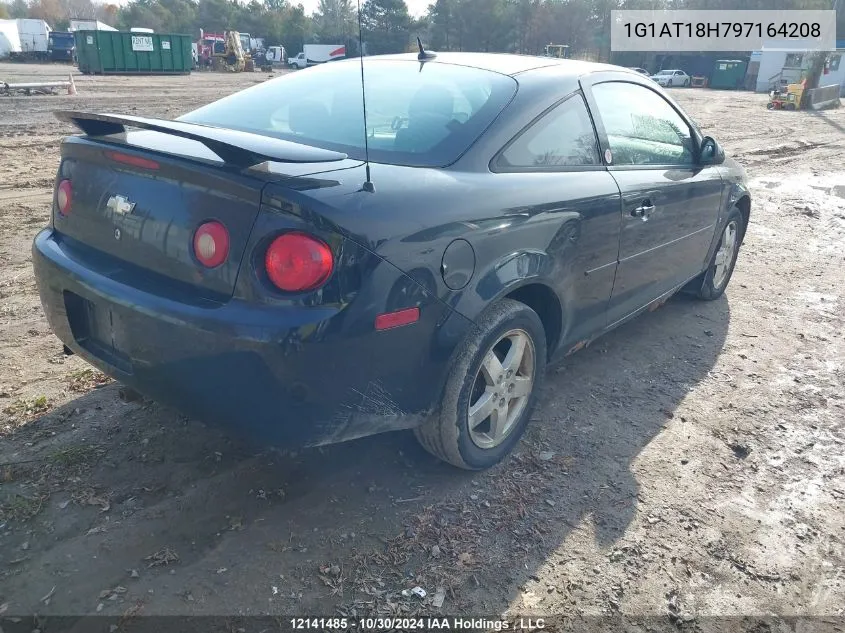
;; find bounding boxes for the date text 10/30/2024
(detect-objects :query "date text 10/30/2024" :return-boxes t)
[290,618,547,630]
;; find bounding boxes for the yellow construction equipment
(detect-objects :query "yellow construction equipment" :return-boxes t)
[212,31,246,72]
[767,79,806,110]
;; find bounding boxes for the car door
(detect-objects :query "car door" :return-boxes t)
[492,90,622,352]
[580,76,723,326]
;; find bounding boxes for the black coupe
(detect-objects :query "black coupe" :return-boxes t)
[33,52,750,470]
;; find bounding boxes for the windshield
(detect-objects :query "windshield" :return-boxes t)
[180,59,518,168]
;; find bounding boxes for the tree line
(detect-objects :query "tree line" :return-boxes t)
[2,0,842,62]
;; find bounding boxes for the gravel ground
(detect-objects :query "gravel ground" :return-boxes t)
[1,62,844,628]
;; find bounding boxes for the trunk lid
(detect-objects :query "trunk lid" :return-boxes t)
[53,127,357,301]
[54,135,264,300]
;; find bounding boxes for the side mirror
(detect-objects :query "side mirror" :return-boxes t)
[699,136,725,165]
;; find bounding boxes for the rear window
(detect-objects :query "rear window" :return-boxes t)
[179,59,517,168]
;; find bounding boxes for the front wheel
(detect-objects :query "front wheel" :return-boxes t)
[414,299,547,470]
[693,207,745,300]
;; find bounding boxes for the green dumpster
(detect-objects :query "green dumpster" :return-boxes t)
[709,59,748,90]
[74,31,192,75]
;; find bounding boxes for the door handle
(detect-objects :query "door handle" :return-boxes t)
[631,201,655,219]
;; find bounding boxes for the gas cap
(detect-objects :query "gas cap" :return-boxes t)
[441,238,475,290]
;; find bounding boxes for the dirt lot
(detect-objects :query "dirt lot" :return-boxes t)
[1,62,844,627]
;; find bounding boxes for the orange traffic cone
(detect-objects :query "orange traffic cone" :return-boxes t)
[67,73,76,96]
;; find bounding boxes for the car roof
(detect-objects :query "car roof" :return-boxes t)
[358,52,630,79]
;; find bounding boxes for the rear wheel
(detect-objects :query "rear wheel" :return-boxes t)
[692,207,745,301]
[414,299,546,470]
[684,78,690,87]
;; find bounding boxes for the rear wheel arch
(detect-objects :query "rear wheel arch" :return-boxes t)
[735,195,750,243]
[503,282,562,360]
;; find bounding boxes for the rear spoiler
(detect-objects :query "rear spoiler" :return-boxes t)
[54,110,347,168]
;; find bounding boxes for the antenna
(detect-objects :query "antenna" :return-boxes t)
[356,0,374,193]
[417,36,436,61]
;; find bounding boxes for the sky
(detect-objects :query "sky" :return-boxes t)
[297,0,431,17]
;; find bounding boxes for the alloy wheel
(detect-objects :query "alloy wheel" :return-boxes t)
[713,220,739,288]
[467,329,535,450]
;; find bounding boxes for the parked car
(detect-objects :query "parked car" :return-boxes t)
[651,69,691,87]
[628,66,649,75]
[34,55,749,470]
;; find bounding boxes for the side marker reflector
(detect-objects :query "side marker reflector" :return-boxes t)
[375,307,420,331]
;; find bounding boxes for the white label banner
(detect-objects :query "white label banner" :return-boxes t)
[611,10,836,52]
[131,35,154,52]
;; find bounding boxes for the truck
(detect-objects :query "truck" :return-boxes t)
[196,29,224,67]
[0,19,22,59]
[69,19,117,32]
[48,31,75,62]
[287,44,345,69]
[262,45,287,69]
[16,19,51,60]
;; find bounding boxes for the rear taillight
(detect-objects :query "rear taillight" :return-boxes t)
[56,179,72,216]
[264,232,334,292]
[105,151,160,171]
[193,221,229,268]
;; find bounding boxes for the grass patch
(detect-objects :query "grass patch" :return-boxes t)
[48,445,101,470]
[0,492,46,522]
[2,395,50,418]
[66,368,111,393]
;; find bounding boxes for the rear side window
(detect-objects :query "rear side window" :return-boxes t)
[591,82,695,166]
[180,60,517,168]
[497,92,600,170]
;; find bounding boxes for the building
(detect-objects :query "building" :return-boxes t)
[752,39,845,96]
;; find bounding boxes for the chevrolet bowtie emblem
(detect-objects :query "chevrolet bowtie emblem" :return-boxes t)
[107,195,135,215]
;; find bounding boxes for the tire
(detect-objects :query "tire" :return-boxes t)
[414,299,547,470]
[668,78,673,87]
[692,207,745,301]
[684,78,690,87]
[767,102,775,109]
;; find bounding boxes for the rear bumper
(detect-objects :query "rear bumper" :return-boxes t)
[33,229,469,447]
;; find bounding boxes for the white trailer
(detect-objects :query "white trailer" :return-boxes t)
[288,44,345,69]
[0,19,23,59]
[16,19,51,59]
[69,19,118,32]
